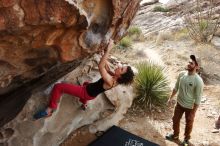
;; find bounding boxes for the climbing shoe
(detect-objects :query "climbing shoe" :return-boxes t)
[33,109,52,120]
[81,104,88,111]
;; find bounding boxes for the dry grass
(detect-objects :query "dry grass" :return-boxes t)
[111,48,137,65]
[174,28,190,41]
[156,30,175,45]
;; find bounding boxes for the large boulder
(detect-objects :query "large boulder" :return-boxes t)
[0,0,140,127]
[0,55,135,146]
[162,0,189,9]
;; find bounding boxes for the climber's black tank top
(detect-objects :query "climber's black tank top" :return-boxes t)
[86,78,106,97]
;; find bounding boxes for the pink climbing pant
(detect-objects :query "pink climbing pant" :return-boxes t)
[49,82,95,109]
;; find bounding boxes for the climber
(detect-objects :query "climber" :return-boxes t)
[33,39,134,120]
[166,55,204,146]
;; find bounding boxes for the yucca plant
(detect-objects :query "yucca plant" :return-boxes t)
[133,61,170,111]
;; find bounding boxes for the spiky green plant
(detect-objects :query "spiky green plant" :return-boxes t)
[134,61,170,110]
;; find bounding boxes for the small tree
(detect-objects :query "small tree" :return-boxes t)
[133,61,170,111]
[181,0,220,42]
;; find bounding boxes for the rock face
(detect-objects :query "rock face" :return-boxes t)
[0,0,140,127]
[133,0,184,37]
[135,0,220,39]
[1,55,135,146]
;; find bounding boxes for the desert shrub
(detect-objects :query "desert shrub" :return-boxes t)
[183,0,220,43]
[128,26,145,42]
[128,26,142,36]
[133,61,170,110]
[153,6,169,12]
[174,28,189,40]
[117,36,132,49]
[199,19,208,32]
[115,26,143,50]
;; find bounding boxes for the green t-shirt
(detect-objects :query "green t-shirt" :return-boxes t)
[174,71,204,109]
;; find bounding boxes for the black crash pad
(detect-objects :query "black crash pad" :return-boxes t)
[89,125,159,146]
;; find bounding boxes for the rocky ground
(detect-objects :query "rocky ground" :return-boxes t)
[118,39,220,146]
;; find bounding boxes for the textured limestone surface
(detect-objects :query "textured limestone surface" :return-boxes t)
[0,55,135,146]
[0,0,140,127]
